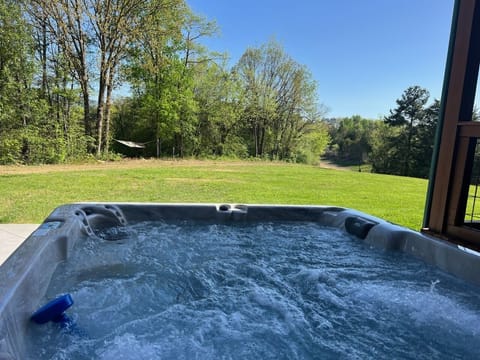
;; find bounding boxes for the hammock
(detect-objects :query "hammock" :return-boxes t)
[114,139,147,149]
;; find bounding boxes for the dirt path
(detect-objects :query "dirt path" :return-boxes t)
[318,160,349,171]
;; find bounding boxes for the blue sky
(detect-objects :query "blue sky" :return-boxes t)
[186,0,455,119]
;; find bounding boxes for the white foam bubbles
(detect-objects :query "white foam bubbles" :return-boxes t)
[97,333,161,360]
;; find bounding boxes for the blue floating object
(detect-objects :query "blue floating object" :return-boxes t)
[31,294,74,325]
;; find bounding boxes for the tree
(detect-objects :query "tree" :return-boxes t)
[7,1,333,164]
[235,40,324,159]
[174,10,218,157]
[27,0,189,156]
[0,0,51,164]
[28,0,93,141]
[328,115,375,165]
[193,61,245,157]
[0,1,34,117]
[369,122,403,174]
[371,86,439,178]
[411,99,440,177]
[86,0,173,156]
[294,122,331,164]
[384,86,430,176]
[124,4,216,157]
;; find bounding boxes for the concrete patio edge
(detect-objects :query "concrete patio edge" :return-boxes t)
[0,224,39,265]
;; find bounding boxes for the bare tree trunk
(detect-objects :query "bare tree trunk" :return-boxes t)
[95,81,109,157]
[259,125,266,157]
[40,17,49,101]
[254,122,259,157]
[96,65,107,156]
[104,67,115,156]
[82,88,91,136]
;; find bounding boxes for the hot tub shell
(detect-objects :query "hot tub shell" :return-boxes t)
[1,203,479,359]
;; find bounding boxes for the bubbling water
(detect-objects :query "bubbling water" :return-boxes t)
[27,221,480,359]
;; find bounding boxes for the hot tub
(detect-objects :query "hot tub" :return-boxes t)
[1,203,480,359]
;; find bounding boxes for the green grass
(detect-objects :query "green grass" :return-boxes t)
[0,160,428,229]
[465,184,480,223]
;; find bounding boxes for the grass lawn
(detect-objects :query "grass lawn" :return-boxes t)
[0,159,428,229]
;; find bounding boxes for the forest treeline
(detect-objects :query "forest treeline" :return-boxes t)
[326,86,440,178]
[1,0,439,178]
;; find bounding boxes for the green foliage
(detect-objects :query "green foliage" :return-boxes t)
[293,123,331,164]
[327,115,376,165]
[121,4,214,158]
[124,55,199,157]
[221,136,249,158]
[369,122,402,174]
[1,1,439,173]
[412,99,440,177]
[235,40,326,160]
[0,1,331,165]
[326,87,439,179]
[0,0,95,164]
[0,134,22,164]
[0,1,34,89]
[120,33,328,162]
[384,86,429,127]
[0,1,55,164]
[193,61,245,157]
[0,0,36,158]
[373,86,438,178]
